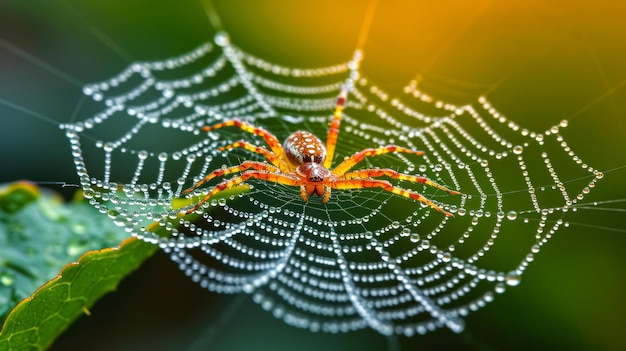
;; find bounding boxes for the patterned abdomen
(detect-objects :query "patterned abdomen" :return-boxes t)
[283,131,327,165]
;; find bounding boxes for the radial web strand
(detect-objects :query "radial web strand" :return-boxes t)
[61,32,604,336]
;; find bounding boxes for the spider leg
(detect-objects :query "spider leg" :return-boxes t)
[185,170,300,214]
[329,178,453,217]
[202,119,288,162]
[342,168,460,195]
[332,145,424,175]
[300,186,309,202]
[323,87,348,169]
[220,140,290,172]
[182,161,280,195]
[323,186,331,203]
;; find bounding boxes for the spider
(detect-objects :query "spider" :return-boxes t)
[183,87,459,216]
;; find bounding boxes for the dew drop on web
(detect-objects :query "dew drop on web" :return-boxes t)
[506,210,518,221]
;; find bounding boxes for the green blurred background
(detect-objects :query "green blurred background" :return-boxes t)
[1,0,625,350]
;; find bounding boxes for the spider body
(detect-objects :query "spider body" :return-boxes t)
[284,130,332,197]
[183,87,459,216]
[284,131,326,165]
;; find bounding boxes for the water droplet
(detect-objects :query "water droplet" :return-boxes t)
[138,150,149,160]
[512,145,523,154]
[67,241,85,257]
[0,273,14,286]
[410,233,420,243]
[107,209,120,219]
[505,271,521,286]
[162,89,174,98]
[103,142,114,152]
[214,31,230,46]
[506,211,518,220]
[71,220,87,234]
[83,188,95,199]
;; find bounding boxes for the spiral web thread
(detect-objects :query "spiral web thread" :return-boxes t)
[60,32,604,336]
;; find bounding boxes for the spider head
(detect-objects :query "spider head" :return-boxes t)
[296,162,331,183]
[297,163,331,197]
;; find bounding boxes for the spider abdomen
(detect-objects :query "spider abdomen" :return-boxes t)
[283,131,326,165]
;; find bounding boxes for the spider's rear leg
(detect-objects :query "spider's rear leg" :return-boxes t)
[185,170,300,214]
[182,161,279,195]
[330,178,454,217]
[343,168,460,195]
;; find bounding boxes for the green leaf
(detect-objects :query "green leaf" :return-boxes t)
[0,182,130,319]
[0,237,156,351]
[0,183,159,350]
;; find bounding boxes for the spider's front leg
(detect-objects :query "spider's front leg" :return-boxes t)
[203,119,288,163]
[219,140,291,172]
[332,145,424,175]
[323,87,348,169]
[297,185,332,203]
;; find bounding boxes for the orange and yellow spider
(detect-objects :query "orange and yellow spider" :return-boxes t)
[183,87,459,216]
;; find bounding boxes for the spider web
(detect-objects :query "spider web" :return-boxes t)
[60,31,603,336]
